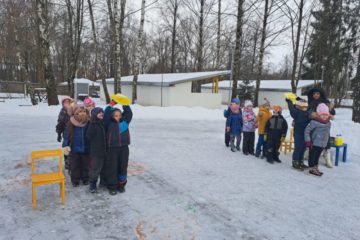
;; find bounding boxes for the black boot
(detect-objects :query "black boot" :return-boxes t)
[117,180,127,193]
[292,160,303,171]
[89,182,97,193]
[300,161,309,169]
[255,151,261,158]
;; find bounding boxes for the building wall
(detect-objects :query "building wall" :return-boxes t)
[100,82,221,108]
[202,87,303,107]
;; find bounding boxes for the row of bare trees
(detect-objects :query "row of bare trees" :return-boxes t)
[0,0,359,107]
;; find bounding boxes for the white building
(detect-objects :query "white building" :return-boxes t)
[97,71,230,109]
[201,80,320,107]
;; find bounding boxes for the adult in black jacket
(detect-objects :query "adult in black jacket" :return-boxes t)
[306,87,336,116]
[86,107,107,193]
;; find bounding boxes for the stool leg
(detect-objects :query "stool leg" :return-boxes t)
[32,185,36,209]
[335,147,340,166]
[343,146,347,163]
[60,181,65,205]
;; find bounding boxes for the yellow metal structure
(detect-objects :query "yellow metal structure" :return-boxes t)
[281,128,294,154]
[211,77,219,93]
[31,149,65,209]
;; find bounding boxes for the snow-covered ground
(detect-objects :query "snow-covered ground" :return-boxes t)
[0,97,360,240]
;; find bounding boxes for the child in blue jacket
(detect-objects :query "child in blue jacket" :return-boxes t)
[226,98,243,152]
[286,98,310,170]
[103,102,133,195]
[63,106,90,187]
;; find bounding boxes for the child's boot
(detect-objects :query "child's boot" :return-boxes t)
[323,150,333,168]
[117,180,127,193]
[300,161,308,169]
[89,182,97,193]
[274,152,281,163]
[292,160,303,170]
[230,141,236,152]
[255,151,261,158]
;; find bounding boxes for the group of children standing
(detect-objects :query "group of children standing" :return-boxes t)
[224,87,334,177]
[56,96,132,195]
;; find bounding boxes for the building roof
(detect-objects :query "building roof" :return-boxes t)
[96,71,230,87]
[59,78,100,87]
[202,80,320,91]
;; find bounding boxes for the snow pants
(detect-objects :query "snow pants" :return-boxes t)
[70,153,89,184]
[309,146,324,167]
[225,130,230,147]
[243,132,255,154]
[256,134,267,155]
[89,155,105,184]
[105,146,129,191]
[266,138,281,161]
[293,133,306,161]
[230,134,241,149]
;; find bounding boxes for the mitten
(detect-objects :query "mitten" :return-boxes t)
[57,133,62,142]
[305,141,312,148]
[63,146,71,156]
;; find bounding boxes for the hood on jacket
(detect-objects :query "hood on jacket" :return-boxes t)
[91,107,104,123]
[306,87,328,102]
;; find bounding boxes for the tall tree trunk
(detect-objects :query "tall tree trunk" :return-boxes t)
[65,0,84,98]
[192,0,205,93]
[290,0,304,93]
[254,0,269,107]
[88,0,110,103]
[216,0,221,69]
[170,0,178,73]
[132,0,146,103]
[36,0,59,105]
[231,0,245,100]
[352,48,360,122]
[113,0,120,93]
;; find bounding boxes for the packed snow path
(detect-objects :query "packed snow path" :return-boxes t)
[0,103,360,239]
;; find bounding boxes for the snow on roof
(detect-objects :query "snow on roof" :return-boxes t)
[96,71,230,87]
[202,80,320,91]
[59,78,100,87]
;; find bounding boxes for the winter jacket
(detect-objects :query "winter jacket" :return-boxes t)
[286,99,311,135]
[56,107,70,135]
[257,107,272,134]
[226,111,243,135]
[87,120,107,157]
[265,115,288,142]
[63,120,89,154]
[107,105,133,148]
[304,119,331,148]
[224,107,242,118]
[242,107,258,132]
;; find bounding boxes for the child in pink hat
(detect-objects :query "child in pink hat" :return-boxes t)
[304,103,331,176]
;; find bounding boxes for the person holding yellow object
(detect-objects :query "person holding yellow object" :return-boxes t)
[264,105,288,164]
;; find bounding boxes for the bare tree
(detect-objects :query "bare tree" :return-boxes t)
[170,0,179,73]
[254,0,287,106]
[132,0,146,103]
[35,0,59,105]
[231,0,245,99]
[87,0,111,103]
[65,0,84,98]
[216,0,221,69]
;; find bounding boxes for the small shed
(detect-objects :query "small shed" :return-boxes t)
[58,78,100,99]
[97,71,230,109]
[201,80,320,107]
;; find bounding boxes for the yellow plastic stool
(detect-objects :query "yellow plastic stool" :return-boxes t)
[31,149,65,209]
[281,128,294,154]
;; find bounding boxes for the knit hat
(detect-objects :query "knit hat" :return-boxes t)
[316,103,329,116]
[261,98,271,107]
[244,100,253,108]
[273,105,282,113]
[91,107,104,122]
[296,100,308,108]
[61,96,72,106]
[83,97,95,107]
[231,98,240,105]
